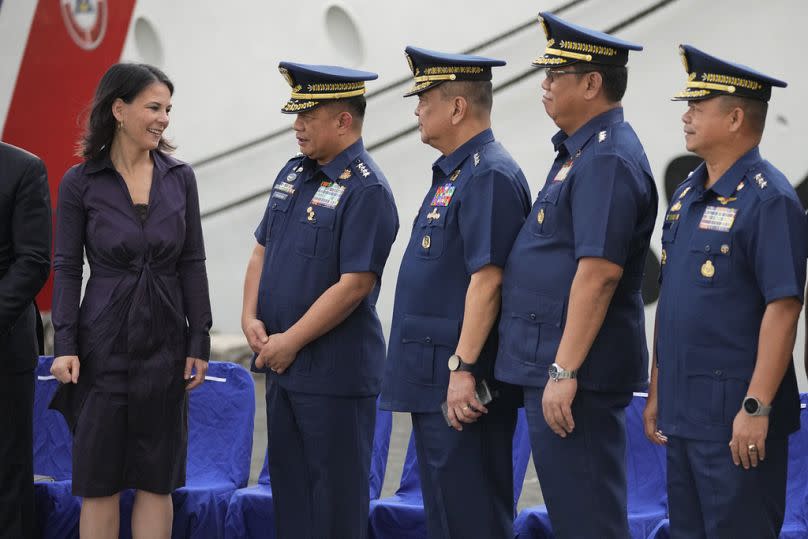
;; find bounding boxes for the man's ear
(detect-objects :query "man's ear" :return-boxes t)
[450,96,468,126]
[727,106,745,134]
[337,111,354,133]
[583,71,604,101]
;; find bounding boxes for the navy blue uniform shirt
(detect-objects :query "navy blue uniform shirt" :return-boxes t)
[254,138,399,396]
[656,147,806,442]
[380,129,531,412]
[495,107,658,391]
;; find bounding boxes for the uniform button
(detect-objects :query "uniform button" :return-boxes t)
[704,245,711,252]
[272,202,278,209]
[714,369,722,376]
[530,313,537,320]
[425,337,432,344]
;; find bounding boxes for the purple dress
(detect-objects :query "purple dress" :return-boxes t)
[51,150,212,496]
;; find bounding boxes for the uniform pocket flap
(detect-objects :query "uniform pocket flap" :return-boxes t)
[506,289,564,326]
[688,232,732,256]
[401,314,460,346]
[686,346,754,380]
[541,182,564,205]
[299,207,337,228]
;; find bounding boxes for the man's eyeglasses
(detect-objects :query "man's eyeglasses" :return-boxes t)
[544,68,598,83]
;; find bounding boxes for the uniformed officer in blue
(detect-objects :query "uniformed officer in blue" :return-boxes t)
[380,46,531,538]
[495,12,658,537]
[241,62,398,539]
[642,45,807,538]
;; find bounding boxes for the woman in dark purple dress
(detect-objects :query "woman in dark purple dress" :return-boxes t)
[50,63,212,538]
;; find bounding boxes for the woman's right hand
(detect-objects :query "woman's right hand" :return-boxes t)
[51,355,81,384]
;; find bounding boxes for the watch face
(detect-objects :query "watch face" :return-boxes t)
[548,364,558,379]
[744,398,759,414]
[448,355,460,371]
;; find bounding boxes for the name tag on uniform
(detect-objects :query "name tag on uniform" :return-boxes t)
[310,181,346,209]
[274,182,296,195]
[553,160,573,182]
[431,183,456,207]
[699,205,737,232]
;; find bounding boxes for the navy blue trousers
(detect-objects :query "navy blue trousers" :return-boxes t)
[524,386,632,539]
[411,397,517,539]
[266,379,375,539]
[667,435,787,539]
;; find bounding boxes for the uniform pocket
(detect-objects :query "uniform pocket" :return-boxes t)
[501,287,564,365]
[684,345,754,426]
[265,195,293,244]
[688,233,733,287]
[400,314,460,385]
[296,208,336,259]
[531,182,563,238]
[413,213,448,260]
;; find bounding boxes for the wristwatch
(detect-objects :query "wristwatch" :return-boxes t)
[742,396,771,417]
[548,362,577,381]
[448,354,476,376]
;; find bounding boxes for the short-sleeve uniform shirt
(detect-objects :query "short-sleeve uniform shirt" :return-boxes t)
[656,147,807,442]
[380,129,531,412]
[254,138,399,397]
[495,107,658,392]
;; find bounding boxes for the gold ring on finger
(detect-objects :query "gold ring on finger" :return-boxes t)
[748,444,758,452]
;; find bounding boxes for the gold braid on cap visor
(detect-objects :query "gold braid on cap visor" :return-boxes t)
[289,87,366,100]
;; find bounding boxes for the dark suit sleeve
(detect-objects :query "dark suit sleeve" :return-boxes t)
[178,167,212,361]
[0,156,51,334]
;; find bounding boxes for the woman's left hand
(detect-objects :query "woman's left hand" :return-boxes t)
[184,357,208,391]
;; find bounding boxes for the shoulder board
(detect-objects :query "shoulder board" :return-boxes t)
[351,158,373,179]
[748,167,777,201]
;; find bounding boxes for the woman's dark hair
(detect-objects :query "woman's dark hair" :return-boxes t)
[79,63,175,160]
